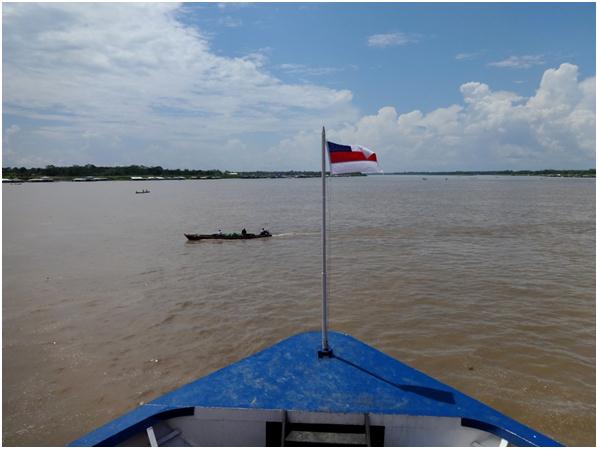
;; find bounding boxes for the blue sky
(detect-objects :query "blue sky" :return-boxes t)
[190,3,595,113]
[2,2,596,171]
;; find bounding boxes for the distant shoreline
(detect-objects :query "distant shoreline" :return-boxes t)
[388,169,595,178]
[2,165,595,182]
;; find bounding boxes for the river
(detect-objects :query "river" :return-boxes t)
[2,175,595,446]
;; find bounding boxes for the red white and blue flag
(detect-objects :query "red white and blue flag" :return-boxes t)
[327,141,382,175]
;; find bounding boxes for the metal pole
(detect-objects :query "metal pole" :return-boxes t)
[320,126,331,356]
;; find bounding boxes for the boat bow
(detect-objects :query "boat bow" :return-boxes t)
[70,331,561,446]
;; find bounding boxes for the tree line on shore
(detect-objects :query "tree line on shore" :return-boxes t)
[3,164,226,179]
[390,169,595,177]
[2,164,595,179]
[1,164,321,179]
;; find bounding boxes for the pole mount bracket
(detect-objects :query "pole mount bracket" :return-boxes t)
[317,348,333,358]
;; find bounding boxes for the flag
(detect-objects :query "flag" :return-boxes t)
[326,141,383,175]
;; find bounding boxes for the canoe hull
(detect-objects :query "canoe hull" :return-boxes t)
[185,233,271,241]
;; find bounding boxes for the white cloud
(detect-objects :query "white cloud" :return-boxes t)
[489,54,545,69]
[455,51,484,61]
[3,3,357,168]
[4,124,20,138]
[2,4,594,172]
[274,63,595,171]
[278,63,343,77]
[456,53,475,61]
[367,32,420,48]
[217,3,249,10]
[2,124,21,161]
[219,15,242,27]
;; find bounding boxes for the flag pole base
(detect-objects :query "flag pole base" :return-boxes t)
[318,348,333,358]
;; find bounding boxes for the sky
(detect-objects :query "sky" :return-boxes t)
[2,2,596,171]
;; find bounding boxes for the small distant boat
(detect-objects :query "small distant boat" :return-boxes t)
[136,189,150,194]
[29,176,54,183]
[185,231,272,241]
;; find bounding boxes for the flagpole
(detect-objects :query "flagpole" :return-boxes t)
[319,126,332,357]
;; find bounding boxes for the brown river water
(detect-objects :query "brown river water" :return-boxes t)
[2,176,595,446]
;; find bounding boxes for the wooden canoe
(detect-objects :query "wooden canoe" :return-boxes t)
[185,232,271,241]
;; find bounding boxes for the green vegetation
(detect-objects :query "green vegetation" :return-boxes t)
[1,165,323,180]
[2,165,227,180]
[1,165,595,181]
[1,165,325,181]
[392,169,595,178]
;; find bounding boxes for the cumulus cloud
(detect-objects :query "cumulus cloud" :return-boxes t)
[274,63,595,171]
[367,32,420,48]
[2,3,357,168]
[488,54,545,69]
[2,4,594,172]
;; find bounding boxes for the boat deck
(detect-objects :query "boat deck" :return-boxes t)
[70,331,561,446]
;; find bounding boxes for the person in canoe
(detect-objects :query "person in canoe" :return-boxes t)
[241,228,247,237]
[260,228,271,236]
